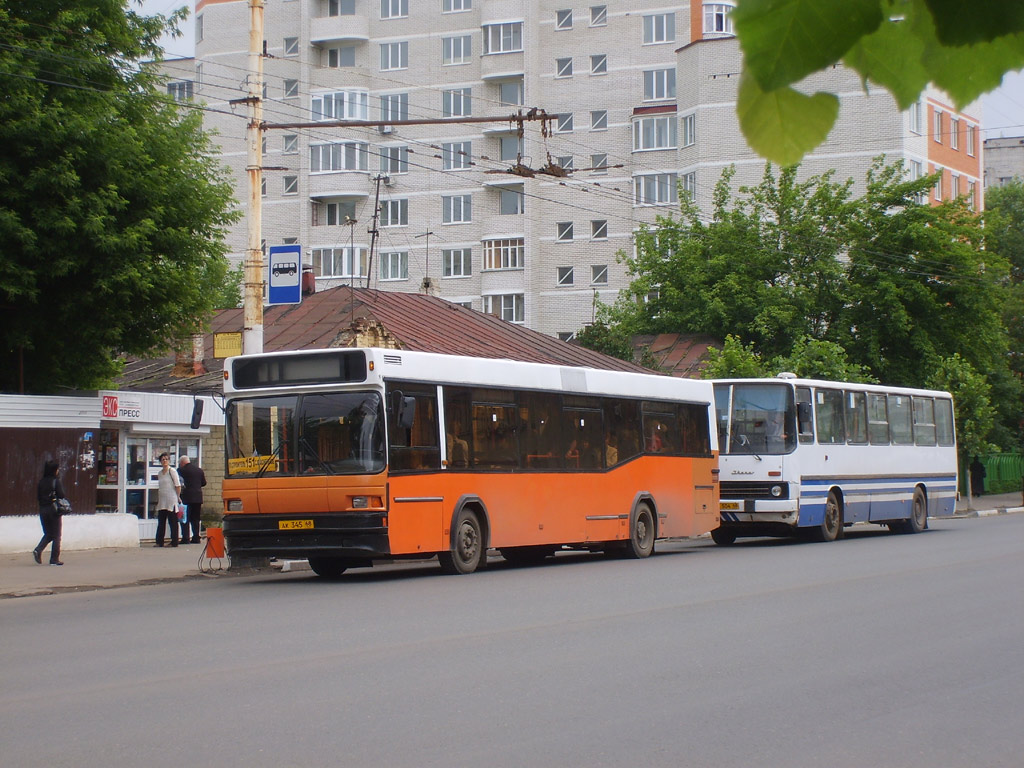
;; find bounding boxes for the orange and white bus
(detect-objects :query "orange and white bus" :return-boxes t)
[221,348,719,577]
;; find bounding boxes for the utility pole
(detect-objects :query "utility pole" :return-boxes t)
[366,175,384,289]
[242,0,265,355]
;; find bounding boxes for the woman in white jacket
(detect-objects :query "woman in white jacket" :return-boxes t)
[154,453,182,547]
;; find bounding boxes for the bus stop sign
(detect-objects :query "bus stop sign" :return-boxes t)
[268,244,302,305]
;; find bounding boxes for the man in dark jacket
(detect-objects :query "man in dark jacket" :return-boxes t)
[178,456,207,544]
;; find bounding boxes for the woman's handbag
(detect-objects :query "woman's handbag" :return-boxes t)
[55,498,72,515]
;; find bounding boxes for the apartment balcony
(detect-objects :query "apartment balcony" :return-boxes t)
[481,51,525,81]
[309,14,369,45]
[308,171,372,199]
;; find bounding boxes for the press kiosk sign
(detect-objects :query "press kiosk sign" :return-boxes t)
[268,244,302,305]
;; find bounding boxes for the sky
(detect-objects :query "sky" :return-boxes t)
[138,0,1024,139]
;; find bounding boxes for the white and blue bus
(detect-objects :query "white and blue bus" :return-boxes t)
[711,375,958,544]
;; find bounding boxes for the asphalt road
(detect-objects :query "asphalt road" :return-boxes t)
[2,515,1023,768]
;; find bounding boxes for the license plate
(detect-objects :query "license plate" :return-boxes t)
[279,519,314,530]
[720,502,740,511]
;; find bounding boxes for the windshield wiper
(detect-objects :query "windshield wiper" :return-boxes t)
[256,439,289,478]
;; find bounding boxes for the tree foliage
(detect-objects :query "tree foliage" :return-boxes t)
[0,1,239,392]
[583,160,1018,447]
[732,0,1024,165]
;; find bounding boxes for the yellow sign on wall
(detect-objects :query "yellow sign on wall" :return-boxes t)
[214,332,243,359]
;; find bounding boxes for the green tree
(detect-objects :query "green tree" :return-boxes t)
[772,337,877,383]
[0,1,239,393]
[700,335,769,379]
[732,0,1024,165]
[926,354,997,463]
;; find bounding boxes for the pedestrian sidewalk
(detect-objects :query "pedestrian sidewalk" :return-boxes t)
[0,539,239,599]
[4,493,1022,599]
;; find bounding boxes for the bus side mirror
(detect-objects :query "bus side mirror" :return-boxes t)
[190,399,204,429]
[397,396,416,430]
[797,401,813,433]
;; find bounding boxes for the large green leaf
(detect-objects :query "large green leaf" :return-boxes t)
[733,0,884,91]
[844,16,930,109]
[924,0,1024,46]
[737,74,840,167]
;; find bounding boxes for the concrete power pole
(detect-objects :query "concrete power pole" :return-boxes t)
[243,0,265,355]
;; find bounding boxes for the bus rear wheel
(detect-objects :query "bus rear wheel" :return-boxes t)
[500,545,556,565]
[308,557,348,578]
[439,508,484,574]
[813,491,843,542]
[624,502,656,559]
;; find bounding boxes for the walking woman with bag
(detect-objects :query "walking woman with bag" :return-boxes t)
[33,459,66,565]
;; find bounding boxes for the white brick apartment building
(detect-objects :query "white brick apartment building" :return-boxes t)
[167,0,982,338]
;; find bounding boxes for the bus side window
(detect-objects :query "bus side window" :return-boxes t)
[519,391,561,469]
[867,393,890,444]
[604,399,641,467]
[386,384,440,472]
[444,389,472,469]
[913,397,937,446]
[845,391,868,444]
[796,387,814,444]
[679,403,711,456]
[888,395,914,444]
[814,389,845,444]
[935,398,955,446]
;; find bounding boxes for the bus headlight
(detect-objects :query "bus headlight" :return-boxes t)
[227,498,244,512]
[352,496,369,508]
[770,485,784,498]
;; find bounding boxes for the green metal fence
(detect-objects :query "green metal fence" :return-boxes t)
[962,453,1024,495]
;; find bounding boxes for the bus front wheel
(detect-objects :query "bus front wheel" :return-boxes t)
[308,557,348,578]
[624,502,656,559]
[439,509,484,574]
[711,527,737,546]
[813,491,843,542]
[901,488,928,534]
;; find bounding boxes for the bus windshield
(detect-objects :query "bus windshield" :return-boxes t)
[226,391,385,477]
[715,382,796,455]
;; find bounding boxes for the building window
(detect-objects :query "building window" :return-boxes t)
[380,198,408,227]
[951,173,960,198]
[556,113,574,132]
[381,145,409,173]
[967,124,976,156]
[681,113,696,147]
[483,22,523,54]
[591,220,608,239]
[380,41,408,71]
[483,293,524,323]
[312,90,368,120]
[310,142,369,172]
[380,251,408,280]
[310,245,353,277]
[167,81,193,102]
[644,13,675,44]
[591,110,608,130]
[499,187,524,214]
[443,35,472,65]
[483,238,524,270]
[909,101,923,134]
[499,135,523,162]
[590,54,607,75]
[558,332,576,342]
[284,37,299,56]
[328,0,356,15]
[681,171,696,200]
[557,266,574,286]
[557,222,574,241]
[283,134,298,154]
[591,153,608,174]
[326,46,356,68]
[950,117,960,150]
[443,88,472,117]
[934,166,943,200]
[634,173,678,205]
[633,116,677,150]
[556,57,573,78]
[591,264,608,284]
[442,248,472,277]
[967,181,976,209]
[591,5,607,26]
[442,141,472,170]
[283,79,299,98]
[499,79,524,106]
[196,13,203,42]
[703,3,734,35]
[312,247,367,278]
[381,0,408,19]
[556,155,574,171]
[933,108,943,143]
[312,200,357,226]
[443,0,471,11]
[909,159,926,204]
[442,194,472,223]
[261,177,267,197]
[643,68,676,100]
[283,176,298,195]
[556,9,573,30]
[380,92,409,122]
